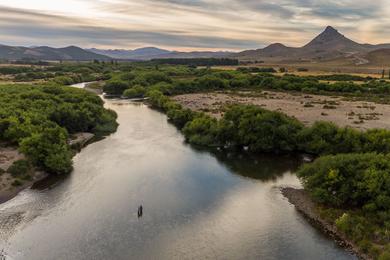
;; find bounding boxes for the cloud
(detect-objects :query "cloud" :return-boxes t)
[0,0,389,50]
[295,0,384,20]
[0,17,263,49]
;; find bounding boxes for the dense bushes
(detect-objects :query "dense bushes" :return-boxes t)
[20,126,73,174]
[103,80,129,95]
[151,58,239,66]
[2,63,390,98]
[0,84,117,174]
[298,153,390,209]
[313,74,370,82]
[0,66,33,75]
[216,105,304,152]
[123,85,146,98]
[257,74,390,95]
[147,89,390,258]
[237,67,276,73]
[298,153,390,258]
[148,91,390,155]
[103,70,173,96]
[8,160,31,177]
[98,65,390,100]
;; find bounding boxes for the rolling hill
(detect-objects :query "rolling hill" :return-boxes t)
[88,47,234,60]
[0,44,111,61]
[87,47,172,60]
[363,49,390,66]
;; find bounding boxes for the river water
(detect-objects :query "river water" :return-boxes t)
[0,85,355,259]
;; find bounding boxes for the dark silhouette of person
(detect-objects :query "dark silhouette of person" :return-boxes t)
[138,205,143,218]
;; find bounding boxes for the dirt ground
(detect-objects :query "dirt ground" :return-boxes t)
[0,146,46,203]
[211,63,387,77]
[173,91,390,130]
[1,147,28,200]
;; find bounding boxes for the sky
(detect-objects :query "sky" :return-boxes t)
[0,0,389,51]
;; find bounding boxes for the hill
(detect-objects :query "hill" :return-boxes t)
[0,44,110,61]
[87,47,172,60]
[364,49,390,66]
[233,26,390,64]
[88,47,233,60]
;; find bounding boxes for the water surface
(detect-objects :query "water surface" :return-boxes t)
[0,97,355,259]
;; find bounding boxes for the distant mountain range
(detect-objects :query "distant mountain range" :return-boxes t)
[0,44,234,61]
[87,47,234,60]
[1,26,390,65]
[86,47,171,60]
[0,45,110,61]
[233,26,390,65]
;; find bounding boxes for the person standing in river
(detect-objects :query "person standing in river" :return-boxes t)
[138,205,143,218]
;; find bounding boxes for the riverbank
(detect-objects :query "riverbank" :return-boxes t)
[281,187,371,260]
[0,170,47,204]
[0,146,47,203]
[0,132,95,204]
[0,100,355,259]
[173,91,390,130]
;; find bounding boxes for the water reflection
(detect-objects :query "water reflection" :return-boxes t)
[190,145,302,182]
[214,152,301,181]
[0,100,355,260]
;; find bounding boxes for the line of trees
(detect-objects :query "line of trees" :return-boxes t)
[101,66,390,99]
[147,90,390,155]
[151,58,239,66]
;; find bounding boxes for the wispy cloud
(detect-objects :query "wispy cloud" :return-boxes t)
[0,0,388,50]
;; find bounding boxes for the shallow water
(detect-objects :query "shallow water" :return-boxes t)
[0,97,356,259]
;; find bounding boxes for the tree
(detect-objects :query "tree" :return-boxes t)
[103,80,129,95]
[20,126,73,174]
[123,85,146,98]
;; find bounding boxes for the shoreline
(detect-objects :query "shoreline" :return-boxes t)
[0,171,48,204]
[0,83,108,205]
[281,187,371,260]
[173,91,390,131]
[0,132,95,205]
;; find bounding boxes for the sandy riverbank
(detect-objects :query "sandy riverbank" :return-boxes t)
[0,132,94,204]
[173,91,390,130]
[281,187,370,260]
[0,147,48,203]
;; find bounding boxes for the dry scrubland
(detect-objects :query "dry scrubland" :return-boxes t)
[173,91,390,130]
[212,63,388,77]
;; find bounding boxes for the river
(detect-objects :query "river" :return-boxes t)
[0,84,356,259]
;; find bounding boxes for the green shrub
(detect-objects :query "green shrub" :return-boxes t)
[298,153,390,209]
[20,126,73,174]
[0,84,117,174]
[103,80,128,95]
[123,85,146,98]
[379,252,390,260]
[11,179,23,186]
[7,160,31,177]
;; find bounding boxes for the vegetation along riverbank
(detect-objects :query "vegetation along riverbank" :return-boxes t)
[0,81,118,203]
[95,63,390,259]
[1,61,390,258]
[148,91,390,259]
